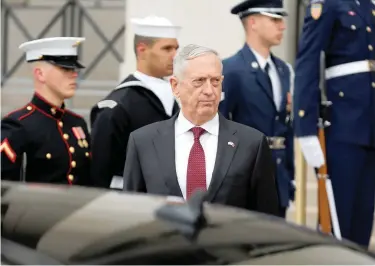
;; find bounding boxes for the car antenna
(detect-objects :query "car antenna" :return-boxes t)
[155,189,208,240]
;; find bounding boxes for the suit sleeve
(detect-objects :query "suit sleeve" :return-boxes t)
[250,135,281,217]
[123,133,146,192]
[293,1,337,137]
[1,117,27,181]
[90,104,131,188]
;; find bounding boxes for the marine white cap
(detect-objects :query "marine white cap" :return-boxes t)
[19,37,85,62]
[130,15,181,39]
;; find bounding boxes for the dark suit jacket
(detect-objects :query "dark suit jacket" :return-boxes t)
[123,112,281,217]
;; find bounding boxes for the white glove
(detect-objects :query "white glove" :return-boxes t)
[298,136,325,168]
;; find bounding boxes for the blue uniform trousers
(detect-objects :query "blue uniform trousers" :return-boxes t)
[326,133,375,247]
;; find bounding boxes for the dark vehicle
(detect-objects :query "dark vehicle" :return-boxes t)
[1,180,375,265]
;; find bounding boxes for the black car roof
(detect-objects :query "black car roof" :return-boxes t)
[0,181,363,264]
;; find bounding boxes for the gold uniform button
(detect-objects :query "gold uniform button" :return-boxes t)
[68,174,74,181]
[298,110,305,117]
[63,134,69,140]
[372,82,375,88]
[367,26,372,33]
[369,45,373,51]
[69,147,75,153]
[50,108,56,115]
[46,153,52,159]
[71,161,76,168]
[339,91,344,97]
[373,10,375,16]
[58,121,63,127]
[351,25,356,30]
[26,105,32,111]
[85,152,90,157]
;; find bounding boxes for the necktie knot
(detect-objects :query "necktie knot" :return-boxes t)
[191,127,205,140]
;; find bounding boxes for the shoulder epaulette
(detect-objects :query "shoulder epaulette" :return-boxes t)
[4,104,35,121]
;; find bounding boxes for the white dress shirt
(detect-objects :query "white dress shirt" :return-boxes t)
[133,71,175,116]
[174,112,219,199]
[251,48,282,111]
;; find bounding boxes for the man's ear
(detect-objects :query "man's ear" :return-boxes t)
[33,63,46,83]
[136,42,148,60]
[170,76,179,98]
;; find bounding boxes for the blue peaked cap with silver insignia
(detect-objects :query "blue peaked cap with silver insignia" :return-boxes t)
[231,0,288,19]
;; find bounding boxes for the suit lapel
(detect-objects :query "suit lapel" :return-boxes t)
[153,114,183,197]
[206,114,238,201]
[240,44,276,109]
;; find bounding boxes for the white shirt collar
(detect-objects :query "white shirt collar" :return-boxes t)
[133,70,168,86]
[175,112,219,136]
[249,47,273,70]
[133,70,175,116]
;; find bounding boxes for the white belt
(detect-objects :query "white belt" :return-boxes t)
[325,60,375,80]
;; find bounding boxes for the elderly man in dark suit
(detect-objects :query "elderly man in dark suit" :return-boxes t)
[123,44,281,217]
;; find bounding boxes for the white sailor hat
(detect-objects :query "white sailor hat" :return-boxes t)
[130,15,181,39]
[19,37,86,69]
[231,0,288,19]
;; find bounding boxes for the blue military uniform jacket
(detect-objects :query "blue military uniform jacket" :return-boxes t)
[219,44,295,208]
[294,0,375,147]
[1,93,91,185]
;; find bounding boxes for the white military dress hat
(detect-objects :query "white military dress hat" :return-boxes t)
[19,37,86,69]
[130,15,181,38]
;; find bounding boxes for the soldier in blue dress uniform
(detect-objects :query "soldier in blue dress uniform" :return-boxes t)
[1,37,91,186]
[293,0,375,247]
[219,0,295,217]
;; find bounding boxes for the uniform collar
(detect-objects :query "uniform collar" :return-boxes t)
[175,111,219,136]
[31,93,65,119]
[250,46,273,70]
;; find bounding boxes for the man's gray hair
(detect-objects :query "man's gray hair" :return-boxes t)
[173,44,221,78]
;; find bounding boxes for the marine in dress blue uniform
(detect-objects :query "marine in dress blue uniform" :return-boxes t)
[1,37,91,186]
[219,0,295,217]
[294,0,375,247]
